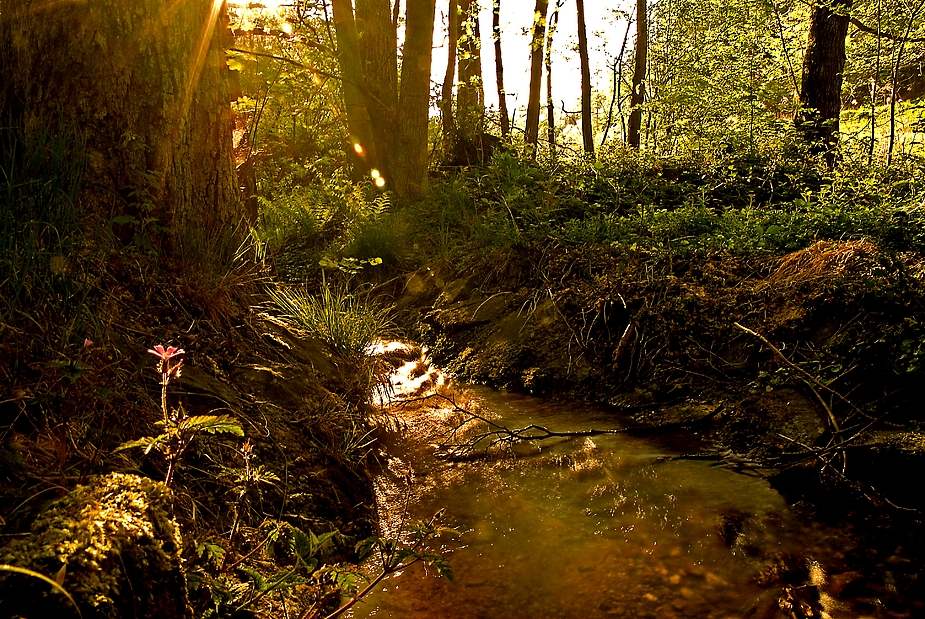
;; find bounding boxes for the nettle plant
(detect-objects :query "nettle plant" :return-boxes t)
[118,344,243,486]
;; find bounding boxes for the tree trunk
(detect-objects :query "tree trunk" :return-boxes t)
[394,0,437,197]
[0,0,240,245]
[492,0,511,140]
[441,0,460,155]
[525,0,549,154]
[331,0,380,174]
[333,0,434,197]
[456,0,484,153]
[545,1,562,159]
[576,0,595,155]
[795,0,851,163]
[355,0,399,181]
[628,0,647,149]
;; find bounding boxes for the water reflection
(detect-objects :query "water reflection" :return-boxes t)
[355,388,913,619]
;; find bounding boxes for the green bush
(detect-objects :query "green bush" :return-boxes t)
[343,211,410,266]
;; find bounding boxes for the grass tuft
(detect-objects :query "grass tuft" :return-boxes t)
[267,280,392,361]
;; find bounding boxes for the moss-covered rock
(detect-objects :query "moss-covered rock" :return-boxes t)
[0,473,190,619]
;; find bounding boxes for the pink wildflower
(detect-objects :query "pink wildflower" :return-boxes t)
[83,338,94,348]
[148,344,185,377]
[148,344,185,361]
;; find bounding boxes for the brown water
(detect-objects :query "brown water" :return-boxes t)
[354,387,920,619]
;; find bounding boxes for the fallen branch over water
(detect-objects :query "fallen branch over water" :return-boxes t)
[394,393,722,459]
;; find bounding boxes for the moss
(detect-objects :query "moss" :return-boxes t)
[0,473,191,619]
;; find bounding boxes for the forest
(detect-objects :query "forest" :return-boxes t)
[1,0,925,617]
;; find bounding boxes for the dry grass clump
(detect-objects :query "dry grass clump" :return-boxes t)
[767,239,879,288]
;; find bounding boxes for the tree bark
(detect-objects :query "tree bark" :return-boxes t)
[331,0,380,174]
[795,0,851,163]
[627,0,647,149]
[525,0,549,154]
[492,0,511,140]
[394,0,437,197]
[355,0,399,181]
[576,0,595,155]
[441,0,460,155]
[0,0,240,245]
[333,0,434,197]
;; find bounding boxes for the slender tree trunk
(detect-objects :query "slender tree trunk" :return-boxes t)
[456,0,484,153]
[492,0,511,140]
[331,0,379,174]
[627,0,647,149]
[601,17,633,147]
[394,0,437,197]
[545,1,562,159]
[0,0,240,245]
[525,0,549,154]
[576,0,594,155]
[869,0,881,165]
[441,0,460,155]
[795,0,851,165]
[886,0,924,165]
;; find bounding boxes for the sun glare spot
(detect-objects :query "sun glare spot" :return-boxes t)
[281,21,293,34]
[353,143,366,157]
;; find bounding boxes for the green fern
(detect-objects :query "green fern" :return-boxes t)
[179,415,245,436]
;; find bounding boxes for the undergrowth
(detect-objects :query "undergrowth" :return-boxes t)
[267,280,393,362]
[392,148,925,266]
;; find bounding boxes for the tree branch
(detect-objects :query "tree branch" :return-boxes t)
[850,16,925,43]
[228,47,341,80]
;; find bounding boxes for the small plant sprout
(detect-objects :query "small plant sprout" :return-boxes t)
[117,343,244,486]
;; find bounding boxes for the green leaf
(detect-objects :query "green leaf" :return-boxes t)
[179,415,244,437]
[115,436,163,455]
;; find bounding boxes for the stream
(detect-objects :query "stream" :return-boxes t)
[354,383,921,618]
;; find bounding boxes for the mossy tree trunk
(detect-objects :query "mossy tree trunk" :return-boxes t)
[0,0,241,248]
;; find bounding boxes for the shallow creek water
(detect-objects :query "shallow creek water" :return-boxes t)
[354,386,918,619]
